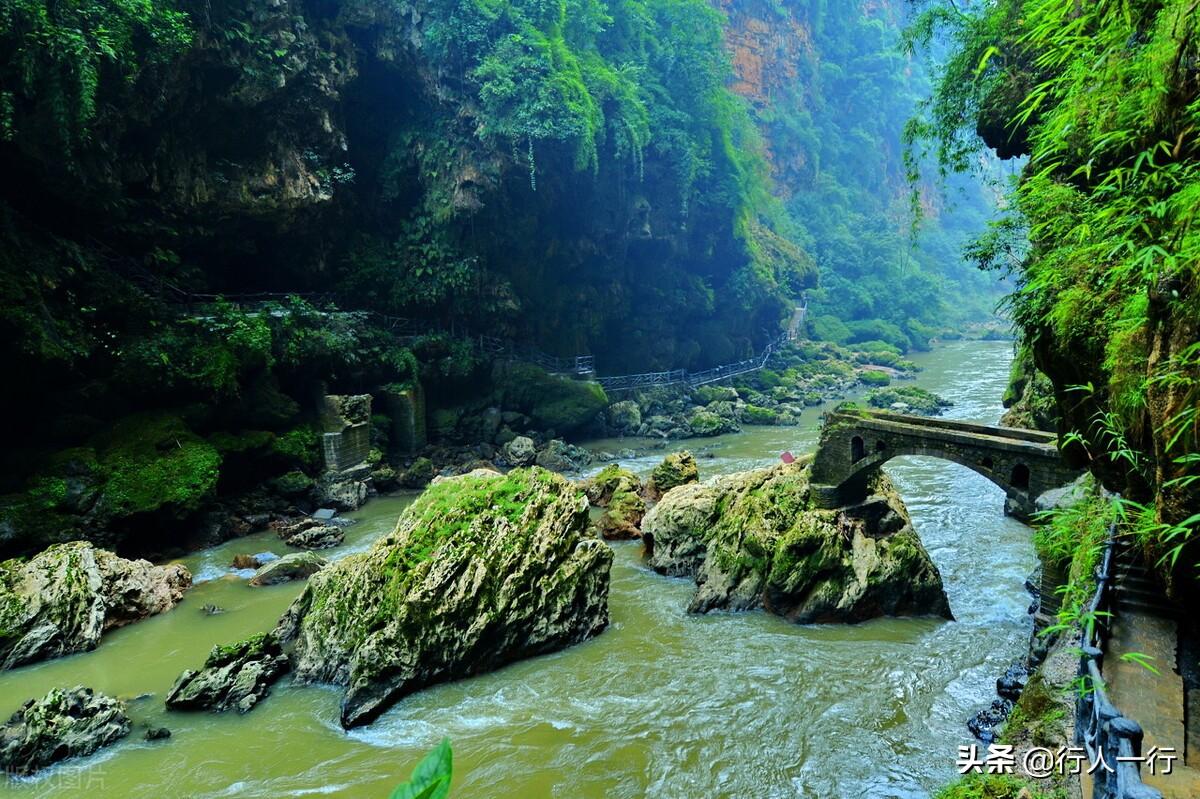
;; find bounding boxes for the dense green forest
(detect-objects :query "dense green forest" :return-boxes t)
[0,0,1005,556]
[911,0,1199,592]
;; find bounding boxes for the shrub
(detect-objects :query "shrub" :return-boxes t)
[859,370,891,387]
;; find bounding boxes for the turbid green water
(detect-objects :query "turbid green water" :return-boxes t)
[1,340,1036,798]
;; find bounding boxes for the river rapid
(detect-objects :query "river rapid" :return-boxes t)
[0,340,1036,799]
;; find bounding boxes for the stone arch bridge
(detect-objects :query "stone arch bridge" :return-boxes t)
[810,408,1082,518]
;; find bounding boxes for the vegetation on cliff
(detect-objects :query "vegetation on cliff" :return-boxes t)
[913,0,1200,588]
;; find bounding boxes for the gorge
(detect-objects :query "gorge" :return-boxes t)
[1,0,1197,797]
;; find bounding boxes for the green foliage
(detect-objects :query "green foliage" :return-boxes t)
[859,370,891,387]
[0,0,192,147]
[865,385,949,415]
[271,425,322,471]
[92,413,221,519]
[913,0,1200,573]
[390,738,452,799]
[934,774,1063,799]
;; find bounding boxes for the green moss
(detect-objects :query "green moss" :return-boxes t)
[650,452,699,494]
[208,430,275,455]
[743,405,779,425]
[270,424,322,470]
[859,370,891,387]
[268,470,314,496]
[93,413,221,519]
[934,775,1064,799]
[206,632,277,668]
[1001,672,1067,748]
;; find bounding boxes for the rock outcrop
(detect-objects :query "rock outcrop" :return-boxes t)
[641,462,952,623]
[273,517,345,549]
[0,687,130,775]
[249,552,327,586]
[277,467,612,728]
[645,451,700,500]
[0,541,190,669]
[165,633,290,714]
[583,465,647,540]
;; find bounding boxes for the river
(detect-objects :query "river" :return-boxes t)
[1,340,1035,798]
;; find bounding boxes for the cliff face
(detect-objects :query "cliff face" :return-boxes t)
[1,0,814,381]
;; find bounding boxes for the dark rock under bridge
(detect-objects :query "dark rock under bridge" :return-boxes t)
[810,408,1083,518]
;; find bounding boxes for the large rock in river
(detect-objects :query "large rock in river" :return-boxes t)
[277,467,613,728]
[641,462,951,623]
[0,686,130,775]
[166,633,290,714]
[0,541,191,669]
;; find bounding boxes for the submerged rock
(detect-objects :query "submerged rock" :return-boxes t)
[641,462,952,623]
[166,633,290,714]
[273,517,344,550]
[0,686,131,775]
[535,439,592,473]
[249,552,327,586]
[0,541,191,669]
[278,467,612,728]
[645,451,700,500]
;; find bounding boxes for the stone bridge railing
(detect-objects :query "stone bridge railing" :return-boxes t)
[810,408,1083,518]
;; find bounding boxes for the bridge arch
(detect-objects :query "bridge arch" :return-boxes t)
[810,409,1082,520]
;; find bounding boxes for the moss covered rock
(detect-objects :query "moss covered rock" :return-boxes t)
[646,451,699,500]
[492,363,608,435]
[278,467,612,728]
[687,408,739,437]
[165,632,290,714]
[596,490,647,540]
[582,465,641,506]
[92,413,222,521]
[0,686,131,776]
[0,541,191,669]
[640,463,951,623]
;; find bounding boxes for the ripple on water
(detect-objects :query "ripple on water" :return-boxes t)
[0,341,1035,799]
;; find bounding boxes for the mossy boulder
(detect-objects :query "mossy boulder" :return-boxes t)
[492,363,608,435]
[605,400,642,435]
[250,551,328,585]
[91,413,222,521]
[0,686,131,776]
[687,408,738,437]
[582,464,641,506]
[165,632,290,714]
[400,457,435,488]
[0,541,191,669]
[865,386,952,416]
[646,451,699,500]
[1,414,223,555]
[596,490,647,540]
[694,385,738,404]
[743,404,780,425]
[277,467,612,728]
[640,463,952,623]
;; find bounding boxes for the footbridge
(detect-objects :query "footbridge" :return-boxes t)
[810,408,1083,517]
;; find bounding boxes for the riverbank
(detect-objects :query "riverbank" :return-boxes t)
[0,341,1035,798]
